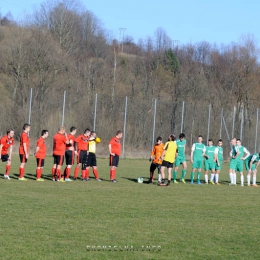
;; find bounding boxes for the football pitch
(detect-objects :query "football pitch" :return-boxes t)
[0,156,260,260]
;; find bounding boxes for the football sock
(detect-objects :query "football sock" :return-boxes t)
[93,168,99,179]
[204,174,208,183]
[150,172,154,180]
[5,165,10,175]
[181,169,186,179]
[66,168,71,179]
[247,175,250,185]
[233,174,236,184]
[81,170,86,179]
[210,173,215,181]
[215,174,219,183]
[229,172,233,183]
[109,169,112,180]
[52,167,56,177]
[240,175,244,185]
[197,172,201,181]
[158,173,162,182]
[56,169,61,180]
[190,172,194,182]
[173,171,177,181]
[36,168,41,179]
[253,176,256,185]
[73,167,79,178]
[85,168,90,178]
[19,167,25,178]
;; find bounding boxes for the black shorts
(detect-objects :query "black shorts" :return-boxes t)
[77,150,88,164]
[53,155,64,166]
[36,158,45,167]
[150,162,161,172]
[20,154,27,163]
[65,150,75,165]
[86,152,97,167]
[109,154,119,167]
[1,154,9,162]
[161,160,174,168]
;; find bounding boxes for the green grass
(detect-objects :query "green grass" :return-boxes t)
[0,156,260,259]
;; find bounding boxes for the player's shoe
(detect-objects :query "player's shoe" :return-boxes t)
[241,184,244,187]
[180,179,186,183]
[95,178,102,181]
[173,180,178,184]
[215,182,221,185]
[209,181,215,185]
[229,183,234,186]
[18,177,27,181]
[110,179,116,183]
[85,178,90,181]
[247,183,250,186]
[205,182,208,184]
[197,181,203,185]
[166,182,170,186]
[36,178,44,181]
[252,184,258,187]
[4,175,11,180]
[190,181,194,185]
[73,178,77,181]
[65,178,72,182]
[82,178,86,181]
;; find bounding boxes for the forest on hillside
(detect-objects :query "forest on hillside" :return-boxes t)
[0,0,260,158]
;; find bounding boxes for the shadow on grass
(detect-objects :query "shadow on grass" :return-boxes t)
[121,176,153,184]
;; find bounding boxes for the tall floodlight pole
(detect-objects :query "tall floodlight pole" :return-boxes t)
[28,88,33,125]
[119,28,126,52]
[240,108,244,142]
[206,104,211,144]
[152,99,157,149]
[220,108,223,139]
[255,108,259,153]
[222,116,232,149]
[122,96,127,159]
[180,101,185,133]
[93,93,98,131]
[62,91,66,126]
[232,106,236,138]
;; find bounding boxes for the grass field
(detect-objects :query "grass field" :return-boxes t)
[0,155,260,260]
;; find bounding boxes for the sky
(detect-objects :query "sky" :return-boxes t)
[0,0,260,46]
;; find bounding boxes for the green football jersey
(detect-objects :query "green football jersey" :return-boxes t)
[215,146,223,161]
[176,139,186,157]
[192,143,206,160]
[246,153,260,164]
[205,146,215,161]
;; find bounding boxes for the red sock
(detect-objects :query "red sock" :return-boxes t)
[93,168,99,179]
[110,169,112,180]
[82,170,86,179]
[19,167,25,178]
[52,167,56,177]
[74,167,79,178]
[66,168,71,179]
[5,165,10,175]
[85,168,90,179]
[111,169,116,180]
[56,169,61,180]
[36,168,41,179]
[150,172,154,180]
[63,167,67,176]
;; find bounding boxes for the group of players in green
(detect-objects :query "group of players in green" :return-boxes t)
[148,133,260,187]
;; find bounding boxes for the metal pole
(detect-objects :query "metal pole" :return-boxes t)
[180,101,184,133]
[222,116,232,149]
[232,106,236,138]
[207,104,211,144]
[28,88,33,124]
[122,96,127,159]
[255,108,259,153]
[240,108,244,142]
[220,108,223,139]
[152,99,157,149]
[62,91,66,126]
[93,93,97,131]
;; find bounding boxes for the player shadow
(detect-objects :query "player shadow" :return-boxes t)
[121,176,152,184]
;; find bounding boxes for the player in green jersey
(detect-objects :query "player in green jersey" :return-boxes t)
[235,139,250,186]
[204,139,216,184]
[173,133,187,183]
[229,138,239,186]
[213,139,223,185]
[190,135,206,185]
[245,152,260,186]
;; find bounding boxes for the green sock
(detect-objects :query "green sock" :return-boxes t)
[173,171,177,181]
[197,172,201,182]
[190,172,194,182]
[181,170,186,179]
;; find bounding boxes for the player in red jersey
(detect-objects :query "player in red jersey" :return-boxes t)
[73,128,91,181]
[52,126,69,182]
[63,126,77,182]
[109,130,123,182]
[0,129,15,180]
[85,131,101,181]
[34,130,49,181]
[18,123,30,181]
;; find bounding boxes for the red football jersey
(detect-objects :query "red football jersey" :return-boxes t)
[66,134,75,151]
[35,137,46,159]
[1,135,14,155]
[19,132,30,155]
[75,134,89,151]
[109,136,121,156]
[53,133,67,156]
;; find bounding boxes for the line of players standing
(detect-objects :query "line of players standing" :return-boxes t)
[148,133,260,186]
[0,124,123,182]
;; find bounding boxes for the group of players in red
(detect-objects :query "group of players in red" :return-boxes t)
[0,124,123,182]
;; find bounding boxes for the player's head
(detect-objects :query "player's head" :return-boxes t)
[90,131,96,137]
[179,133,185,140]
[156,136,162,143]
[7,129,14,137]
[231,138,236,146]
[116,130,123,138]
[218,139,223,146]
[84,128,91,136]
[236,139,241,146]
[41,129,49,138]
[208,139,213,146]
[168,134,175,141]
[59,126,66,134]
[23,123,30,132]
[70,126,77,134]
[198,135,203,143]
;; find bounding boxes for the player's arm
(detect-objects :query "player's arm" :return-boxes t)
[64,132,70,144]
[202,145,206,157]
[9,145,13,160]
[242,148,250,160]
[34,146,40,157]
[109,143,115,156]
[0,144,2,159]
[214,148,219,164]
[23,142,29,159]
[190,144,195,163]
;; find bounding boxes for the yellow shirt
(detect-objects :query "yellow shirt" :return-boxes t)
[163,141,177,163]
[88,140,96,153]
